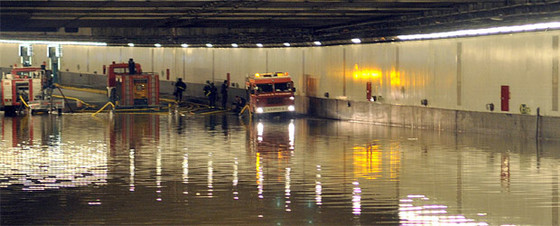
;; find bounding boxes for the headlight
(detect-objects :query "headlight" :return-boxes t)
[288,105,295,111]
[289,96,295,100]
[256,107,264,113]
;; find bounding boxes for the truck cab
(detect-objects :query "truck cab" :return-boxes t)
[245,72,296,116]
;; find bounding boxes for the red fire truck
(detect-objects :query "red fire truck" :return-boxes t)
[245,72,296,116]
[106,61,159,108]
[1,66,51,116]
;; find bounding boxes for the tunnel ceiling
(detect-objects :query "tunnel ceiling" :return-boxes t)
[1,0,560,47]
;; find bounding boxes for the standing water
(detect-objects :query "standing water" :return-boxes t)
[1,113,559,225]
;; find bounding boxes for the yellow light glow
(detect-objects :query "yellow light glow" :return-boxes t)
[256,152,261,180]
[353,64,382,81]
[389,68,402,87]
[255,73,260,77]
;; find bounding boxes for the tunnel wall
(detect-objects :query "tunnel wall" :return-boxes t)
[2,30,560,137]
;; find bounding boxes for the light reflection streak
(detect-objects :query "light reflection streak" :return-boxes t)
[183,153,188,195]
[288,120,295,150]
[129,148,135,192]
[208,152,213,197]
[315,165,322,205]
[256,153,263,199]
[399,194,488,225]
[156,148,162,201]
[233,158,239,200]
[285,167,291,212]
[257,122,264,142]
[352,181,362,215]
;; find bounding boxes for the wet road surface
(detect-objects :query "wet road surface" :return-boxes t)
[1,113,559,225]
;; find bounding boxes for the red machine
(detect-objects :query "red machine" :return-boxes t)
[107,61,159,108]
[1,66,50,115]
[245,72,296,115]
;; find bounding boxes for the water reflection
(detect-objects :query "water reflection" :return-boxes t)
[0,115,107,191]
[1,113,559,225]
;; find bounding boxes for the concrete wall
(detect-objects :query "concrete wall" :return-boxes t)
[2,30,560,136]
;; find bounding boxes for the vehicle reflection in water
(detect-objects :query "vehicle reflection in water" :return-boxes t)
[248,119,295,153]
[0,114,559,225]
[0,115,107,191]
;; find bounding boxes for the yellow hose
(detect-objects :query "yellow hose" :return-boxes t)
[52,95,96,108]
[18,95,30,108]
[91,102,115,117]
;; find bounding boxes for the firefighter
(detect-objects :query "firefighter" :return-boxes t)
[233,95,246,114]
[203,81,212,106]
[174,78,187,102]
[209,82,218,108]
[128,58,136,74]
[220,80,228,109]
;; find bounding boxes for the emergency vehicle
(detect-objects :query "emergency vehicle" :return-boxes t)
[106,61,159,108]
[1,66,51,116]
[245,72,296,115]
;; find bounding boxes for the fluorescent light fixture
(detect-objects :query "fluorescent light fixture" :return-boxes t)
[231,43,238,48]
[154,43,162,47]
[181,43,188,48]
[256,43,263,48]
[283,42,291,47]
[313,41,322,46]
[398,21,560,40]
[128,43,135,47]
[0,39,107,46]
[206,43,213,48]
[351,38,361,44]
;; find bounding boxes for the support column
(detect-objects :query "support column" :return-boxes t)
[553,36,558,111]
[456,42,462,106]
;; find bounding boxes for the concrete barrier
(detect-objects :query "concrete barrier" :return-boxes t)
[306,96,560,139]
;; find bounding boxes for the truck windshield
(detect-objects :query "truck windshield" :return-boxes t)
[256,84,273,93]
[274,82,291,92]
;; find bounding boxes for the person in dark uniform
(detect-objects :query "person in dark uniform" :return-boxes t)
[209,82,218,108]
[233,96,246,114]
[220,80,228,109]
[203,81,212,106]
[174,78,187,102]
[128,58,136,75]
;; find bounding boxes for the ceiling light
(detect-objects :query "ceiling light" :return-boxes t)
[283,43,290,47]
[397,21,560,40]
[231,43,238,48]
[256,43,263,48]
[181,43,188,48]
[0,39,107,46]
[206,43,213,48]
[313,41,322,46]
[351,38,361,44]
[154,43,162,48]
[128,43,135,47]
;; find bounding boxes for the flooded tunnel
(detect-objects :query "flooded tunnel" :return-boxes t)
[1,113,559,225]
